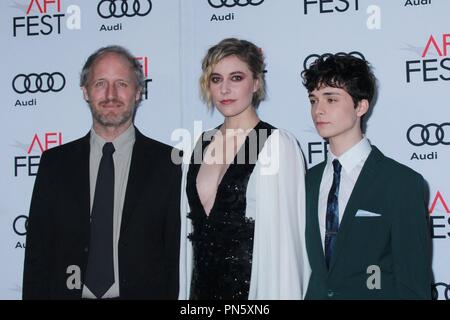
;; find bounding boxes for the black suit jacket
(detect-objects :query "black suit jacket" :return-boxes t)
[305,146,431,299]
[23,128,181,299]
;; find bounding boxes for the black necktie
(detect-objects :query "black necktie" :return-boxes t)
[85,142,115,298]
[325,159,342,270]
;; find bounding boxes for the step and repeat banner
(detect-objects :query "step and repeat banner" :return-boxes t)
[1,0,449,299]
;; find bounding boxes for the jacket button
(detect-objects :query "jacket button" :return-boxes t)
[327,290,334,298]
[84,246,88,253]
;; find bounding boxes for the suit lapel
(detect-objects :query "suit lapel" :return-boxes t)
[71,133,91,242]
[328,146,384,271]
[307,161,329,274]
[120,129,153,234]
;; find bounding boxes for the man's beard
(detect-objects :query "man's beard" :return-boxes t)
[89,98,135,128]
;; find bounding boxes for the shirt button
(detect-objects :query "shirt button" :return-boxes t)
[327,290,334,298]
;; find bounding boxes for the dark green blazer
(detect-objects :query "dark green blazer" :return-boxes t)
[305,146,431,299]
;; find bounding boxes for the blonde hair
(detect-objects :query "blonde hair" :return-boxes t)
[199,38,266,109]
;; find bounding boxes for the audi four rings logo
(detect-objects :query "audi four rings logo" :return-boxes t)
[208,0,265,8]
[12,72,66,94]
[97,0,152,19]
[303,51,366,70]
[13,215,28,236]
[432,282,450,300]
[406,123,450,146]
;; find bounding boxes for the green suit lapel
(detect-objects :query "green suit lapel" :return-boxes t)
[307,161,328,274]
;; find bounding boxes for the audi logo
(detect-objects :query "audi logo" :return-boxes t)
[12,72,66,94]
[208,0,265,9]
[303,51,366,70]
[13,215,28,236]
[97,0,152,19]
[432,282,450,300]
[406,123,450,146]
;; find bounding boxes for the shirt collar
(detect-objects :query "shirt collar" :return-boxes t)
[327,137,372,174]
[90,124,135,154]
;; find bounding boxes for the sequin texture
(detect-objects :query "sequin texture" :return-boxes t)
[186,121,275,300]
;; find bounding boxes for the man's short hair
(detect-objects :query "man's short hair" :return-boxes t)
[80,45,145,104]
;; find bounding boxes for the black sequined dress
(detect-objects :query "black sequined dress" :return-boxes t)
[186,121,275,300]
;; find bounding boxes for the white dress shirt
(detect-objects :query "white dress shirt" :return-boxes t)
[318,137,372,252]
[82,125,135,299]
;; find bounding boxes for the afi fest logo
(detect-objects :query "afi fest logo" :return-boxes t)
[135,56,152,100]
[429,191,450,240]
[302,1,381,30]
[429,191,450,301]
[14,132,63,177]
[306,141,329,166]
[303,0,359,14]
[12,0,81,37]
[405,33,450,83]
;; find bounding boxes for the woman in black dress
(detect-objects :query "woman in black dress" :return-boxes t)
[179,38,310,300]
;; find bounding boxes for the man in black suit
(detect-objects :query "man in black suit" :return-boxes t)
[301,54,431,299]
[23,45,181,299]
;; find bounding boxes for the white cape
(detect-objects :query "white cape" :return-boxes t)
[178,129,311,299]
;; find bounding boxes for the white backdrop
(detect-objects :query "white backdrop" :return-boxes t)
[1,0,449,299]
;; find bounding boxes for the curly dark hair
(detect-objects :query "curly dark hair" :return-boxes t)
[301,54,376,107]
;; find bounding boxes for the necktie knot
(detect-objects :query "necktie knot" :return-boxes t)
[103,142,115,155]
[332,159,341,174]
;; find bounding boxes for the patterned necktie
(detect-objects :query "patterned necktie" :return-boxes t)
[325,159,342,270]
[84,142,115,298]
